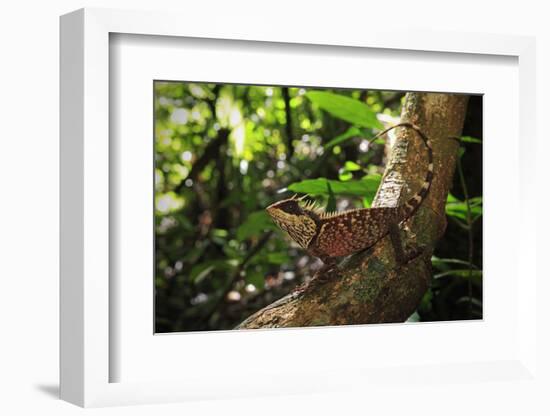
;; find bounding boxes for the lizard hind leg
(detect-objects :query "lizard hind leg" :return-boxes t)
[388,222,426,265]
[317,256,339,275]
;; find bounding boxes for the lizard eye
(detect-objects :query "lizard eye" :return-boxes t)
[280,201,302,215]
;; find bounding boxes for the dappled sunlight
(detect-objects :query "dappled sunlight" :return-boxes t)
[170,108,189,124]
[153,81,482,332]
[231,123,246,157]
[155,192,184,214]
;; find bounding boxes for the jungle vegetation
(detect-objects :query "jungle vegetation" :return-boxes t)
[154,82,482,333]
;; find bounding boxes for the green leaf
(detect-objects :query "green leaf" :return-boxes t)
[434,269,482,285]
[460,136,482,144]
[431,256,479,270]
[339,160,363,181]
[469,196,483,207]
[323,126,362,149]
[446,205,482,221]
[267,252,290,264]
[306,91,383,129]
[190,264,216,284]
[189,259,238,284]
[338,171,353,181]
[177,215,194,231]
[455,296,483,309]
[326,181,336,212]
[287,175,381,198]
[419,289,433,311]
[446,194,459,203]
[211,228,229,245]
[236,210,278,241]
[445,194,483,221]
[245,269,265,288]
[344,161,361,171]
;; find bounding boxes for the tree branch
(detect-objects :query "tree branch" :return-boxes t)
[282,87,295,159]
[236,92,469,329]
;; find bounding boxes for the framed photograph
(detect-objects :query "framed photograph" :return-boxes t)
[60,8,537,407]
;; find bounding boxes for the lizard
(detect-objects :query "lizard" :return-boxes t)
[265,122,434,276]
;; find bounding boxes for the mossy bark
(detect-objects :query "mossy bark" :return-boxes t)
[237,92,469,329]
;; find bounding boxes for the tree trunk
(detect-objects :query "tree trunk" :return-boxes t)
[237,92,469,329]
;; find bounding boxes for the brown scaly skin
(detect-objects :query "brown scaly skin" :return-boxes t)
[266,123,434,284]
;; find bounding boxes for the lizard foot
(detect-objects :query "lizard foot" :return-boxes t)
[292,261,338,294]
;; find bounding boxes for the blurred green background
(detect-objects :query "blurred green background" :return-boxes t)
[154,82,483,333]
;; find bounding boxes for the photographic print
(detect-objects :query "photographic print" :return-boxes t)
[154,82,482,333]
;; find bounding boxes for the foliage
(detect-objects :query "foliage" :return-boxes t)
[154,82,482,332]
[305,91,383,129]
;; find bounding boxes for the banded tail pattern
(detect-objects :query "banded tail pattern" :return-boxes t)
[393,123,433,220]
[368,122,434,221]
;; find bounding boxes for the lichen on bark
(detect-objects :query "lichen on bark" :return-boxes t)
[237,92,469,330]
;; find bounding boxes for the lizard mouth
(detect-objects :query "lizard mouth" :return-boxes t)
[265,205,285,222]
[265,205,277,217]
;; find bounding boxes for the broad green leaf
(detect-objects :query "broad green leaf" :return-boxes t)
[447,194,459,203]
[338,171,353,181]
[326,181,336,212]
[323,127,362,149]
[306,91,383,129]
[236,210,278,241]
[287,175,382,198]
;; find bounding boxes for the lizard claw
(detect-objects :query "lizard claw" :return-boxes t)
[401,243,431,264]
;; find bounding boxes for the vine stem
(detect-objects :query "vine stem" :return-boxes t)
[456,149,474,318]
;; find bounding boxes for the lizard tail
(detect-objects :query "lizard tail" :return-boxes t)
[369,122,433,220]
[397,123,433,220]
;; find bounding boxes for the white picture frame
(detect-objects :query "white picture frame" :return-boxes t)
[60,7,538,408]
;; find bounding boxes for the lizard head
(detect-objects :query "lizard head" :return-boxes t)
[266,195,320,249]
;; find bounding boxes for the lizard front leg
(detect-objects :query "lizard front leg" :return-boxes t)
[293,256,338,294]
